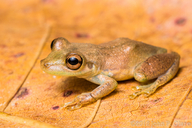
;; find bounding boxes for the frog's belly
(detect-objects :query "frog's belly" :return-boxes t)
[102,69,134,81]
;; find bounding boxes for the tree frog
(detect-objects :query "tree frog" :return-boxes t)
[41,37,180,110]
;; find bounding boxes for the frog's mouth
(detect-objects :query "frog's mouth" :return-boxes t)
[40,59,66,75]
[40,58,95,77]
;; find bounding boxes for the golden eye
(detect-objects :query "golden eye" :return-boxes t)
[66,53,82,70]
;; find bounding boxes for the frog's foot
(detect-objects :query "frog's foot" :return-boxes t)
[131,84,152,91]
[63,93,96,111]
[129,84,156,99]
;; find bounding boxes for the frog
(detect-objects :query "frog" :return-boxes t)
[40,37,180,110]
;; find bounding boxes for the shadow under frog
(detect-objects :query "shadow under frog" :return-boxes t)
[57,77,119,99]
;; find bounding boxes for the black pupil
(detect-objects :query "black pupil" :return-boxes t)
[68,57,79,65]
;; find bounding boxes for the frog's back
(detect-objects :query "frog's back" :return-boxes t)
[98,38,167,80]
[99,38,166,53]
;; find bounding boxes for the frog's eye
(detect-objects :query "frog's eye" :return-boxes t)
[66,53,82,70]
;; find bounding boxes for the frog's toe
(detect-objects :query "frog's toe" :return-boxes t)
[129,91,145,99]
[135,84,152,90]
[143,93,151,98]
[131,86,138,91]
[131,85,146,91]
[63,100,82,111]
[63,101,75,108]
[65,103,82,111]
[129,93,138,99]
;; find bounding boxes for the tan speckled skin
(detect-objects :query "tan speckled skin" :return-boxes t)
[98,38,167,80]
[41,37,180,110]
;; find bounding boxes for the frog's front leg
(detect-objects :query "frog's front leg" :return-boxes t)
[64,75,118,110]
[129,52,180,99]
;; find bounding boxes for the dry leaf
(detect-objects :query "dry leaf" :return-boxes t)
[0,0,192,128]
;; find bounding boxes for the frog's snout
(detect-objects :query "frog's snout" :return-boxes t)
[40,59,51,68]
[44,62,51,68]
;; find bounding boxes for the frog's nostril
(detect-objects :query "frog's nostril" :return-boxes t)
[44,63,51,68]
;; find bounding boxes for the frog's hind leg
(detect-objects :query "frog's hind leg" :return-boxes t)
[129,52,180,99]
